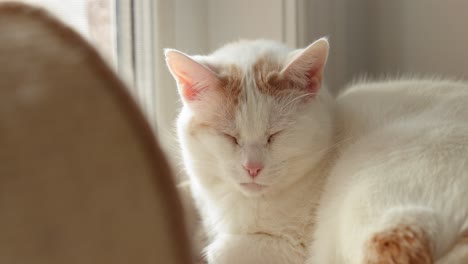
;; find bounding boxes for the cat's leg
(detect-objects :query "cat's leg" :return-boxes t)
[361,207,445,264]
[205,234,306,264]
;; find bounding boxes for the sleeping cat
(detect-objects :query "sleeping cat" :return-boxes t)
[166,38,468,264]
[165,38,334,264]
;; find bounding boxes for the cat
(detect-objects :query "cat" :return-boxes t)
[166,37,468,264]
[165,38,334,264]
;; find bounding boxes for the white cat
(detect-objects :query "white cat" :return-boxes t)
[166,38,468,264]
[165,38,333,264]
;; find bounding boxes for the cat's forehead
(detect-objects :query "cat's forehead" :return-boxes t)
[192,40,303,134]
[210,58,298,136]
[211,55,282,103]
[209,45,292,98]
[197,39,296,99]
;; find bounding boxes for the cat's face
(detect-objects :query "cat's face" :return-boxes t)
[167,39,332,196]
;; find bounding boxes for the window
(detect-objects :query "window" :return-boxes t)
[17,0,116,65]
[17,0,158,128]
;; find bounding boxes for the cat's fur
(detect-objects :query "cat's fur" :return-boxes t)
[166,38,468,264]
[308,78,468,264]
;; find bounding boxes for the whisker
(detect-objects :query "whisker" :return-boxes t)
[282,92,317,109]
[316,136,354,155]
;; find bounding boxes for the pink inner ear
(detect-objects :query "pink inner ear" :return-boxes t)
[177,72,202,101]
[284,64,323,97]
[305,67,322,95]
[165,50,219,102]
[281,38,328,97]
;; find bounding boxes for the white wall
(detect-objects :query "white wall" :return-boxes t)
[304,0,468,91]
[370,1,468,79]
[173,0,297,54]
[207,0,284,50]
[174,0,208,54]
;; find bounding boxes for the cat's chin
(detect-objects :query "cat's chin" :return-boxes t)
[239,183,268,196]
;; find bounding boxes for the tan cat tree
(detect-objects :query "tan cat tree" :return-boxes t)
[0,2,192,263]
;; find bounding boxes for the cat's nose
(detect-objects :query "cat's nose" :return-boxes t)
[243,162,264,178]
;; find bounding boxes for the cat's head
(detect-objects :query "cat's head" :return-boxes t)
[166,38,334,197]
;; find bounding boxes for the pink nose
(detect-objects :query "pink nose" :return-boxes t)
[243,163,264,178]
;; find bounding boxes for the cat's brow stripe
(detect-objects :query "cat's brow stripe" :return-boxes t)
[252,55,286,96]
[185,64,243,136]
[218,64,242,108]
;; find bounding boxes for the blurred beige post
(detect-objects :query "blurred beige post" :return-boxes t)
[0,2,191,264]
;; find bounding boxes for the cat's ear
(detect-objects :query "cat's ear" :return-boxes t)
[165,49,220,102]
[281,38,329,95]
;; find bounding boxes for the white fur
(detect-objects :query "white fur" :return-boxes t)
[308,79,468,263]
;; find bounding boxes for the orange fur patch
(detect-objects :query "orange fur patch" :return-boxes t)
[364,225,433,264]
[218,64,243,112]
[187,64,243,136]
[252,55,287,96]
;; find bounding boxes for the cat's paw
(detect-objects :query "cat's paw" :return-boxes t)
[363,224,433,264]
[362,207,440,264]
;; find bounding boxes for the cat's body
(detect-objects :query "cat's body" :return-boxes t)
[309,79,468,263]
[166,39,468,264]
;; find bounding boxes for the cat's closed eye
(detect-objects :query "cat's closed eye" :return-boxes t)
[267,131,282,144]
[222,132,239,145]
